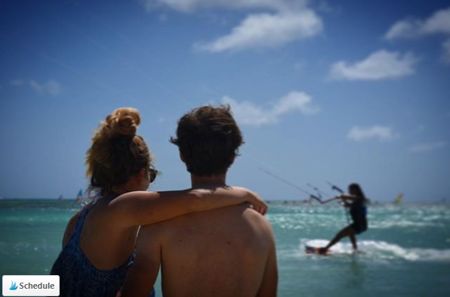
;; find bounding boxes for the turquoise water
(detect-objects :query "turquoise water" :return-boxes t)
[1,199,450,296]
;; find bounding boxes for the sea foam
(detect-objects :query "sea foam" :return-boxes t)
[298,239,450,262]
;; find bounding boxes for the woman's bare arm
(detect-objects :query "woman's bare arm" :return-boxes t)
[108,187,268,227]
[339,194,358,201]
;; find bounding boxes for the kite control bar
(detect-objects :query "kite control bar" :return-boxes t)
[327,181,344,194]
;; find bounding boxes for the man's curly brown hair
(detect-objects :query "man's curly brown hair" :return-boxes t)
[170,105,243,176]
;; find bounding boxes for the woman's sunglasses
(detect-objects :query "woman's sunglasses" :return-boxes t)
[148,167,158,183]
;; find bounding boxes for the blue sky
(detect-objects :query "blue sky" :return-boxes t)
[1,0,449,202]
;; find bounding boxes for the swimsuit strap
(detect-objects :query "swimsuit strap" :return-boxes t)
[71,206,91,245]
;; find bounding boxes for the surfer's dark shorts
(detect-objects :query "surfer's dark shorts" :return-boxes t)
[351,221,367,234]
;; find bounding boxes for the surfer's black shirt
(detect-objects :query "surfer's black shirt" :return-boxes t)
[349,199,367,234]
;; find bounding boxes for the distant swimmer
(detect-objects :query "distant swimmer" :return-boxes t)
[319,183,368,254]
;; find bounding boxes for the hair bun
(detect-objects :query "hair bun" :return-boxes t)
[106,107,141,137]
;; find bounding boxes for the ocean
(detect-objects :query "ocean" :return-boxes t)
[1,199,449,296]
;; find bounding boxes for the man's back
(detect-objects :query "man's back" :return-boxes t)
[125,204,277,297]
[122,105,277,297]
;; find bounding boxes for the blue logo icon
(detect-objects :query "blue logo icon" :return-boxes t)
[9,281,18,290]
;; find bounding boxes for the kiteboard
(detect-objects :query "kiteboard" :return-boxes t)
[305,239,335,255]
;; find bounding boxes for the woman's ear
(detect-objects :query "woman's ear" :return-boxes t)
[126,168,147,189]
[134,168,147,182]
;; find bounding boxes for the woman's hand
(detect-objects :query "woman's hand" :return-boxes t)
[240,188,268,215]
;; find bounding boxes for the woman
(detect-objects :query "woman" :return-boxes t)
[51,107,266,297]
[319,183,368,254]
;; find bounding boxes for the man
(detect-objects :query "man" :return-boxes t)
[122,105,278,297]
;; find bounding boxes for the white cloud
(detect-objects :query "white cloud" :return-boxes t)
[420,8,450,35]
[143,0,322,52]
[384,19,423,40]
[142,0,304,12]
[221,91,318,126]
[409,141,447,153]
[330,50,417,81]
[385,7,450,66]
[347,125,393,142]
[274,91,318,115]
[29,80,61,95]
[222,97,274,126]
[385,7,450,40]
[197,11,322,52]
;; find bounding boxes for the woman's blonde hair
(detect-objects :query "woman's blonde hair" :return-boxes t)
[86,107,152,196]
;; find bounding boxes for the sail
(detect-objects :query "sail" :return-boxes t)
[75,189,83,202]
[394,193,404,205]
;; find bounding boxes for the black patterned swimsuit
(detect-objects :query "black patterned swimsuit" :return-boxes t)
[350,199,367,234]
[51,206,155,297]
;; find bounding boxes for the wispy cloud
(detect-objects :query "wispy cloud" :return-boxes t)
[10,79,25,86]
[347,125,393,142]
[143,0,322,52]
[409,141,447,153]
[330,50,417,81]
[221,91,319,126]
[9,79,62,95]
[29,80,61,95]
[385,7,450,39]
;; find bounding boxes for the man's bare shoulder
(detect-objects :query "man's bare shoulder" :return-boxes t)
[241,207,275,239]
